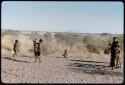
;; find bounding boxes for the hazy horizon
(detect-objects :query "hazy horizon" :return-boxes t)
[2,28,123,35]
[2,1,124,34]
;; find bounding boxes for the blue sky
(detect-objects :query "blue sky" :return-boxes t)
[1,1,123,34]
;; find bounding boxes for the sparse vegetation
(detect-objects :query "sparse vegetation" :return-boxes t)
[1,30,123,57]
[2,29,20,36]
[2,46,12,51]
[31,31,38,40]
[116,35,124,50]
[100,33,111,37]
[87,44,100,54]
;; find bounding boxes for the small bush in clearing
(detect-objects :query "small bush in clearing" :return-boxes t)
[2,46,12,51]
[87,44,100,54]
[104,48,111,54]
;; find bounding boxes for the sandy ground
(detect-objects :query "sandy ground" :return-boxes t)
[1,52,124,84]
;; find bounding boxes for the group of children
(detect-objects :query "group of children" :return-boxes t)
[13,39,43,63]
[33,39,43,63]
[109,37,121,70]
[12,37,122,69]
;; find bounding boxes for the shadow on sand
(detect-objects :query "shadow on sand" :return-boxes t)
[70,59,108,64]
[20,55,35,58]
[56,57,66,58]
[28,49,34,52]
[66,59,123,77]
[2,70,20,78]
[2,57,32,63]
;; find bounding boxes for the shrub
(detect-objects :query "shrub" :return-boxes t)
[55,32,74,49]
[44,32,52,41]
[2,35,33,54]
[104,48,111,54]
[55,32,82,49]
[87,44,100,54]
[83,34,101,54]
[2,31,123,57]
[30,31,38,40]
[2,29,20,36]
[41,40,57,56]
[116,35,123,50]
[100,33,111,37]
[83,34,94,44]
[2,46,12,51]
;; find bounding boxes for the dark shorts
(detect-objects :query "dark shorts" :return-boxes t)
[37,51,41,56]
[13,49,17,53]
[110,53,116,67]
[34,51,41,56]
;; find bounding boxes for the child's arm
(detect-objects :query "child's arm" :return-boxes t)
[116,48,120,54]
[114,46,118,51]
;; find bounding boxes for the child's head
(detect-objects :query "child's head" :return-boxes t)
[115,41,119,45]
[115,41,120,48]
[15,40,18,43]
[33,41,36,43]
[39,39,43,43]
[108,43,111,46]
[113,37,117,41]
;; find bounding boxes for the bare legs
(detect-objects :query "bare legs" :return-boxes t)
[34,56,41,63]
[13,50,17,57]
[34,54,41,63]
[115,56,121,68]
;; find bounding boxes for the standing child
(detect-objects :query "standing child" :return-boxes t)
[13,40,19,57]
[37,39,43,63]
[114,41,121,68]
[33,39,43,63]
[110,37,117,70]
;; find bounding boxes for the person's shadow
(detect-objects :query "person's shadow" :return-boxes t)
[1,56,32,63]
[28,48,34,52]
[66,59,123,77]
[20,54,34,58]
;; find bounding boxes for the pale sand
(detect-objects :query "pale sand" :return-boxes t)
[1,53,124,84]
